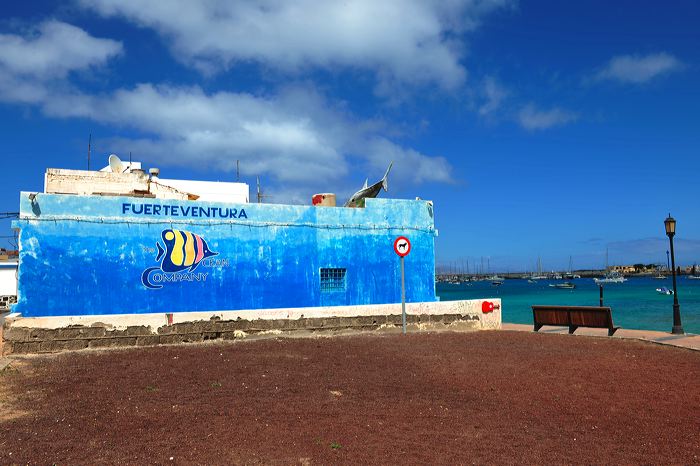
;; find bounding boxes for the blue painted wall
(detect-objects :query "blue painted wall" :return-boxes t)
[13,193,437,317]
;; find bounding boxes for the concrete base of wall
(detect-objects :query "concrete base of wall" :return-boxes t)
[1,299,501,354]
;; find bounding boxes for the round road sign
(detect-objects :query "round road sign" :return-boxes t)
[394,236,411,257]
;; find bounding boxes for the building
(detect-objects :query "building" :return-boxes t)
[610,265,637,274]
[0,252,18,311]
[11,164,437,318]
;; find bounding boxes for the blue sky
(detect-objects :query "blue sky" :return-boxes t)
[1,0,698,272]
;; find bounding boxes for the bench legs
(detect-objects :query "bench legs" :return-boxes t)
[534,323,619,336]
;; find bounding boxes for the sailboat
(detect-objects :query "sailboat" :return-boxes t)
[530,257,547,280]
[593,248,627,284]
[563,256,581,279]
[653,266,666,279]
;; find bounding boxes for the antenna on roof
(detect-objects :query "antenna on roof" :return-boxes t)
[108,154,125,173]
[87,133,92,171]
[236,160,240,182]
[256,176,271,204]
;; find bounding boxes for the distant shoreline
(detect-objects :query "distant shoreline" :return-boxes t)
[435,270,694,280]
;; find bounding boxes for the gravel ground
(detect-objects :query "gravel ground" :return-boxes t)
[0,331,698,465]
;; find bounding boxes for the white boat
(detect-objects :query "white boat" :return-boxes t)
[594,248,627,284]
[688,275,700,280]
[549,282,576,289]
[489,275,504,285]
[656,287,674,295]
[594,271,627,284]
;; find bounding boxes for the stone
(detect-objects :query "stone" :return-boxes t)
[40,339,88,353]
[12,341,42,354]
[77,327,107,339]
[406,314,422,324]
[386,314,403,325]
[159,334,184,345]
[88,337,137,348]
[3,327,31,342]
[54,327,85,339]
[29,328,56,341]
[219,319,251,331]
[125,326,153,336]
[181,333,204,343]
[136,336,160,347]
[157,325,176,335]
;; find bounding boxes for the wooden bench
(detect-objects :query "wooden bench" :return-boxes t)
[532,305,620,336]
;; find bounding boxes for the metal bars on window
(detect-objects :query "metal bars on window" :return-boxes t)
[320,268,346,292]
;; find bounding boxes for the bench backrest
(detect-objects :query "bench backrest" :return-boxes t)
[532,305,614,329]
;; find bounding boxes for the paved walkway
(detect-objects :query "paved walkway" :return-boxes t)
[502,323,700,351]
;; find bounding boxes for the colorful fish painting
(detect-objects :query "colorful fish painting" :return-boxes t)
[156,229,218,273]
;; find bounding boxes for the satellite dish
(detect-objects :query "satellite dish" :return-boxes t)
[108,154,125,173]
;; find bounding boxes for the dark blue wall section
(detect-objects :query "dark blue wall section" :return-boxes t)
[13,193,437,317]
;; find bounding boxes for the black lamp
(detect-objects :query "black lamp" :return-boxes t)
[664,214,684,334]
[664,215,676,237]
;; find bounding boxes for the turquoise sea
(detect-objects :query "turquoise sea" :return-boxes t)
[436,277,700,334]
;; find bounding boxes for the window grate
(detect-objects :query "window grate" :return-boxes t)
[320,268,346,292]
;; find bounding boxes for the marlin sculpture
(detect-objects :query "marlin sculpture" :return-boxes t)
[344,162,393,207]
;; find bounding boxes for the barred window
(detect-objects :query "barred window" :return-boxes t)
[320,268,347,292]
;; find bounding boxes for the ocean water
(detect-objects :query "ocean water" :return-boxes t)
[436,277,700,334]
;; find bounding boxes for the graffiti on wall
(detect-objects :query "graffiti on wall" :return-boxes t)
[141,229,225,289]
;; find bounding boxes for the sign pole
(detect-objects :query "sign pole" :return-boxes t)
[393,236,411,336]
[401,255,406,334]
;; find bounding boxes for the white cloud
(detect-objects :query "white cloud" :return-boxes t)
[0,19,452,198]
[0,21,122,104]
[80,0,511,89]
[19,82,452,189]
[478,76,508,116]
[517,104,577,131]
[0,21,122,79]
[596,52,682,84]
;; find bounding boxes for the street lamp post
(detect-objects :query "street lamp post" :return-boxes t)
[666,250,670,271]
[664,214,684,335]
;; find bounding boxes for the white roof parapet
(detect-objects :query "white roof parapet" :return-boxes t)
[43,168,249,203]
[44,168,190,200]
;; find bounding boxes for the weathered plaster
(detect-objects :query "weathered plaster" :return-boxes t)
[13,193,438,317]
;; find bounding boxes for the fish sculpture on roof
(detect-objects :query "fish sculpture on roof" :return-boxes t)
[344,162,393,208]
[156,229,218,273]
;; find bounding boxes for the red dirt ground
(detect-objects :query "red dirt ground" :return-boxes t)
[0,331,698,465]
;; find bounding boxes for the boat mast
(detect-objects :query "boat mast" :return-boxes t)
[605,247,609,272]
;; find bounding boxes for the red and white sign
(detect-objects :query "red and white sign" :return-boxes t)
[394,236,411,257]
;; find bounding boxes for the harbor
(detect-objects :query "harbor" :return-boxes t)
[437,276,700,334]
[1,1,699,464]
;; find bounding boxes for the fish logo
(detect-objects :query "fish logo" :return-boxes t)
[157,229,218,273]
[141,229,218,289]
